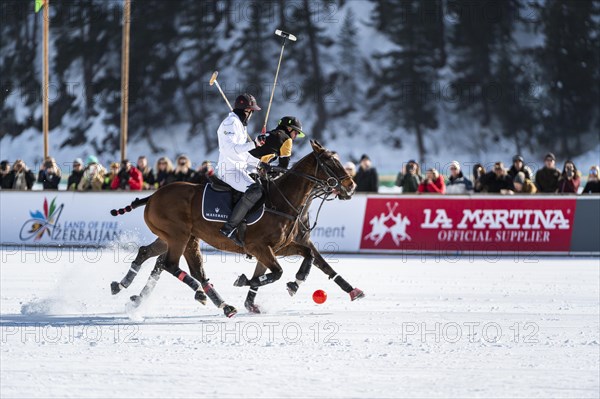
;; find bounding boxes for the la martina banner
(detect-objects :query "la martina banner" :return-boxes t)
[360,197,576,253]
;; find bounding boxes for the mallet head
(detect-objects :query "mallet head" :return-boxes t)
[275,29,297,42]
[209,71,219,86]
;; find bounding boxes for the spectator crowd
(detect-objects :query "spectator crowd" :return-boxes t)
[0,155,214,192]
[0,151,598,195]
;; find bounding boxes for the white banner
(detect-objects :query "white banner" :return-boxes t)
[0,192,367,251]
[307,195,367,252]
[0,191,155,246]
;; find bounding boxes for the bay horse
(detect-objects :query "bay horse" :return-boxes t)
[110,140,364,316]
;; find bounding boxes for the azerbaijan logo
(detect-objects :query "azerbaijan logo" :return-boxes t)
[19,197,64,241]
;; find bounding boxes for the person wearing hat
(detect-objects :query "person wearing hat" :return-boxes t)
[446,161,473,194]
[354,154,379,193]
[217,93,267,245]
[535,152,560,193]
[249,116,305,171]
[508,155,532,181]
[513,171,537,194]
[67,158,84,191]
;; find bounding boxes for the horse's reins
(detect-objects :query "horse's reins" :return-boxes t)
[263,152,353,251]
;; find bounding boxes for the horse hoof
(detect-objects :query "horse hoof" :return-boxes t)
[244,301,261,314]
[349,288,365,301]
[233,274,249,287]
[223,305,237,318]
[194,290,207,305]
[111,281,121,295]
[286,281,299,297]
[129,295,142,307]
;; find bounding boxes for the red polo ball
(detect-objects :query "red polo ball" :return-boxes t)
[312,289,327,304]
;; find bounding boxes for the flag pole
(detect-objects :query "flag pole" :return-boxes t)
[120,0,131,162]
[42,0,50,159]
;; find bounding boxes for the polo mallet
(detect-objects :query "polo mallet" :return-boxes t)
[262,29,297,133]
[209,71,233,111]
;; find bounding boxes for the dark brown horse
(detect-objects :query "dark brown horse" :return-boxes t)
[110,140,363,316]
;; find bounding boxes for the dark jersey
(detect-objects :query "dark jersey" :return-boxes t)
[249,128,293,168]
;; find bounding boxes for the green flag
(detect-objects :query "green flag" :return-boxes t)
[35,0,45,13]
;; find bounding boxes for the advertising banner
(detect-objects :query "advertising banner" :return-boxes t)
[0,192,154,246]
[360,196,577,253]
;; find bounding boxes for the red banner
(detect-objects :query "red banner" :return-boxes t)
[360,197,576,252]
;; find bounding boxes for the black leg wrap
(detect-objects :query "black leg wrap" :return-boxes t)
[202,281,225,308]
[247,271,283,287]
[120,262,142,289]
[174,270,200,291]
[295,256,313,282]
[245,287,258,304]
[332,274,353,293]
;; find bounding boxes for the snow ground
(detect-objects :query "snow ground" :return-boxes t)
[1,249,599,398]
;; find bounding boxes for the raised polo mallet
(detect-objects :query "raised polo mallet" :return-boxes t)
[209,71,233,111]
[262,29,297,133]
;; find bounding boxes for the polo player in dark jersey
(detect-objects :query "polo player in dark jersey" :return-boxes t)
[249,116,305,170]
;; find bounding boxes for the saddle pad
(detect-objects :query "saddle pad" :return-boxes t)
[202,184,264,225]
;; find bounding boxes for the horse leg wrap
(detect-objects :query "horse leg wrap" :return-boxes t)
[331,273,353,293]
[295,256,313,283]
[248,271,283,287]
[174,270,200,292]
[245,287,259,305]
[202,282,225,308]
[135,267,161,300]
[119,262,142,289]
[244,287,261,313]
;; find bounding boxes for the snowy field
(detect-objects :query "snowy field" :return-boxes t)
[1,248,599,398]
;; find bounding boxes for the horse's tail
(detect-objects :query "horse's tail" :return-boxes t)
[110,196,151,217]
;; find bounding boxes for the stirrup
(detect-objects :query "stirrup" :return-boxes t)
[220,226,243,247]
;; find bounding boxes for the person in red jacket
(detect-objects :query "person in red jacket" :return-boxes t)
[111,159,143,191]
[418,168,446,194]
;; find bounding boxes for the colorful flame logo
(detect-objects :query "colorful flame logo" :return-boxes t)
[19,197,64,241]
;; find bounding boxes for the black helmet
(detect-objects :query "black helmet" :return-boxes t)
[278,116,305,138]
[234,93,261,111]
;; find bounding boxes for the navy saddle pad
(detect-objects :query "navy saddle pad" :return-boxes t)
[202,184,264,225]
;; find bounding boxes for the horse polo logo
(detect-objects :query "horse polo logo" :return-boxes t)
[19,197,64,241]
[363,202,411,246]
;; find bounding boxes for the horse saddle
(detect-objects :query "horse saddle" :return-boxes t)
[201,175,265,225]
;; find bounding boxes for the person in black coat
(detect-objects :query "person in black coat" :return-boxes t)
[354,154,378,193]
[169,155,195,183]
[67,158,84,191]
[37,157,62,190]
[5,160,36,190]
[479,162,514,193]
[508,155,533,180]
[535,152,561,193]
[0,160,11,189]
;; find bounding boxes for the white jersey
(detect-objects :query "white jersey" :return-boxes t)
[216,112,260,192]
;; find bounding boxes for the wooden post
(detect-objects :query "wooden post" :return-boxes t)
[120,0,131,162]
[42,0,50,159]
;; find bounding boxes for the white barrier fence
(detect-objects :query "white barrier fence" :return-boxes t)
[0,191,362,251]
[1,191,598,254]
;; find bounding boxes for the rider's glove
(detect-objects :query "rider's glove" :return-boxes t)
[254,134,266,147]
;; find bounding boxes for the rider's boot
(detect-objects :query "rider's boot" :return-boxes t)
[220,183,262,247]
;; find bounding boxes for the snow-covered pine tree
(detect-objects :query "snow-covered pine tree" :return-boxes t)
[369,0,444,163]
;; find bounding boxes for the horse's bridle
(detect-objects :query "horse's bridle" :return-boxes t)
[263,151,354,252]
[269,151,353,199]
